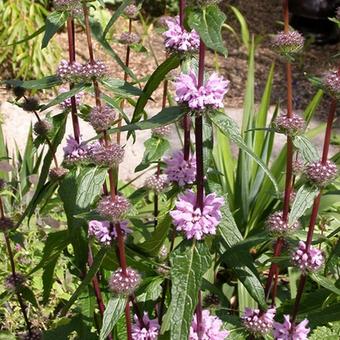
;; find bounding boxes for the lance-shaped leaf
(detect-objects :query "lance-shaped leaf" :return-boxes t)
[288,185,319,225]
[218,199,267,309]
[42,11,68,48]
[293,135,320,163]
[40,84,89,111]
[101,78,143,98]
[209,112,279,193]
[135,137,170,172]
[100,296,127,340]
[132,54,181,124]
[188,5,227,56]
[3,76,62,90]
[167,240,211,339]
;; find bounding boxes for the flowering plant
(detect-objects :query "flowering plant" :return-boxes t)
[0,1,339,339]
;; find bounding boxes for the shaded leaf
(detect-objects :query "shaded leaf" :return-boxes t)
[168,241,211,339]
[188,5,227,56]
[100,296,127,340]
[42,11,68,48]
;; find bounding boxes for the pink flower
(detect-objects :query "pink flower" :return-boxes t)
[305,160,337,187]
[175,71,229,111]
[164,150,196,186]
[132,312,160,340]
[59,87,83,109]
[96,195,131,221]
[291,241,324,273]
[189,310,229,339]
[163,16,200,53]
[323,70,340,98]
[109,267,141,295]
[88,220,131,246]
[63,135,89,164]
[242,307,276,336]
[266,211,299,235]
[273,315,310,340]
[170,189,224,240]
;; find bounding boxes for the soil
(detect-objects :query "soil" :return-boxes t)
[1,1,339,122]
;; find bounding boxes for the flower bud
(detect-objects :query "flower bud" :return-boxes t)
[33,120,52,136]
[109,267,141,295]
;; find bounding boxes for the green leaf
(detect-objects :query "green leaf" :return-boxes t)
[168,241,211,339]
[60,248,108,316]
[303,90,323,125]
[40,84,89,110]
[218,199,267,309]
[136,276,164,303]
[76,167,107,209]
[307,302,340,327]
[100,296,127,340]
[42,11,68,48]
[104,106,184,136]
[131,54,181,124]
[103,0,134,37]
[209,112,279,193]
[293,135,320,163]
[17,113,67,226]
[309,273,340,295]
[135,137,170,172]
[138,214,172,256]
[230,6,250,49]
[288,185,319,225]
[101,78,143,97]
[3,76,62,90]
[188,5,227,56]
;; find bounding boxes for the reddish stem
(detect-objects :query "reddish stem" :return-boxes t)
[82,3,133,335]
[291,77,338,322]
[67,18,81,143]
[264,0,294,303]
[194,40,206,338]
[1,198,32,336]
[179,0,185,28]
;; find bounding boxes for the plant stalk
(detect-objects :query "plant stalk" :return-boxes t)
[194,39,206,338]
[179,0,191,160]
[291,96,337,321]
[67,18,81,143]
[264,0,294,303]
[1,198,32,336]
[82,4,133,336]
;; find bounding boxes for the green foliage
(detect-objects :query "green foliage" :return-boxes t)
[0,0,60,79]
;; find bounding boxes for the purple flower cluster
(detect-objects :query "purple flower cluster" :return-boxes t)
[189,310,229,339]
[305,160,337,186]
[109,267,141,295]
[272,31,304,56]
[63,136,89,164]
[175,71,229,111]
[170,190,224,240]
[90,105,117,132]
[273,315,310,340]
[123,4,139,19]
[163,16,200,53]
[53,0,82,17]
[88,220,131,246]
[144,174,168,193]
[242,307,276,336]
[96,195,131,221]
[89,143,125,167]
[131,312,160,340]
[59,87,83,110]
[0,217,14,232]
[266,211,299,235]
[322,70,340,98]
[291,241,324,273]
[152,125,171,138]
[5,273,26,291]
[119,32,141,45]
[273,113,305,136]
[164,150,196,186]
[33,120,52,136]
[57,60,108,83]
[49,167,69,181]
